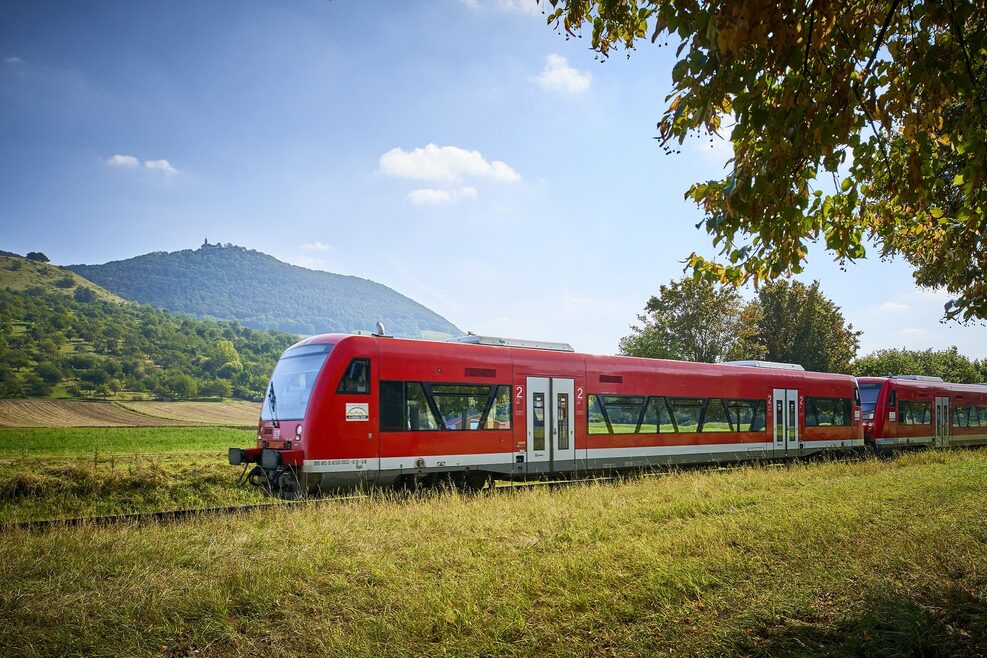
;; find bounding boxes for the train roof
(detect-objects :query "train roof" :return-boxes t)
[287,333,856,383]
[857,375,987,395]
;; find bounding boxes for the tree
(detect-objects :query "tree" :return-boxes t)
[618,277,752,362]
[54,276,75,289]
[545,1,987,321]
[200,378,233,399]
[744,280,860,373]
[73,287,96,303]
[33,361,63,385]
[853,347,982,383]
[160,373,198,400]
[977,359,987,383]
[25,252,49,263]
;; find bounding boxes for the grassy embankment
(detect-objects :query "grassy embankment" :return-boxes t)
[1,449,986,656]
[0,426,265,523]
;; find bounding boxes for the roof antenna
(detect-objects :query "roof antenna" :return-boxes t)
[374,322,386,337]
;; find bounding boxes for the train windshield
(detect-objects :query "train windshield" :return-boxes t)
[261,344,334,421]
[859,383,883,420]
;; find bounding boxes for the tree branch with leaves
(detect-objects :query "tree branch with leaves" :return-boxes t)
[544,0,987,321]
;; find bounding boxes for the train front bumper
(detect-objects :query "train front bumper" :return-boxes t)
[229,447,303,468]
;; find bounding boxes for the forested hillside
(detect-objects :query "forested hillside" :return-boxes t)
[69,243,461,338]
[0,255,297,400]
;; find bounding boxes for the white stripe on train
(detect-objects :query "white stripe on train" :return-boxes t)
[300,438,875,473]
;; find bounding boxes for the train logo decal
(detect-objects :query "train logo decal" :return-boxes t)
[345,403,369,421]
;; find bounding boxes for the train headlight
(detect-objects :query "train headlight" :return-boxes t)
[295,424,303,439]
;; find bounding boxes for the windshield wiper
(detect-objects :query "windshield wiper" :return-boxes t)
[267,382,279,428]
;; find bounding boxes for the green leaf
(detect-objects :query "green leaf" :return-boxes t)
[930,207,944,219]
[952,174,964,186]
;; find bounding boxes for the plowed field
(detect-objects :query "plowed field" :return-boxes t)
[116,400,259,427]
[0,399,258,428]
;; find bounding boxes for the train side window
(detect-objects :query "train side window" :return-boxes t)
[602,395,646,434]
[701,399,732,432]
[587,395,609,434]
[804,398,819,427]
[488,385,512,430]
[953,405,967,428]
[898,400,913,425]
[750,400,766,432]
[975,407,987,428]
[428,384,494,431]
[338,358,371,394]
[379,381,404,431]
[668,398,704,433]
[805,397,852,426]
[641,397,675,433]
[405,383,440,431]
[911,400,931,425]
[726,400,765,432]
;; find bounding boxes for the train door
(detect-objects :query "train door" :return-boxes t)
[934,397,950,447]
[525,377,575,472]
[772,389,800,456]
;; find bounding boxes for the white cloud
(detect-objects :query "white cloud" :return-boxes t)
[461,0,540,15]
[408,186,478,205]
[107,154,140,168]
[899,327,933,338]
[144,159,179,176]
[536,54,591,95]
[107,154,179,176]
[4,56,23,65]
[880,302,909,313]
[300,241,332,252]
[379,144,520,183]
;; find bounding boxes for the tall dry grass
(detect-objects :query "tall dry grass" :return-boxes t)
[2,450,985,656]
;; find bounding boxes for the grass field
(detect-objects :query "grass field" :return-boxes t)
[1,449,985,656]
[0,399,259,428]
[0,427,262,522]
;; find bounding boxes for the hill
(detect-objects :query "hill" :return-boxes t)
[69,243,462,338]
[0,254,122,302]
[0,253,297,400]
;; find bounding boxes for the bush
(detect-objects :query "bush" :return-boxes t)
[54,276,75,289]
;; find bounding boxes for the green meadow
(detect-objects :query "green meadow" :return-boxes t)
[1,443,985,656]
[0,427,265,523]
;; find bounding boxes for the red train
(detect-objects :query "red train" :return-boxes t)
[858,375,987,451]
[230,333,867,496]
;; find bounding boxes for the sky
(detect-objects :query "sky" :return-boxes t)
[1,0,985,359]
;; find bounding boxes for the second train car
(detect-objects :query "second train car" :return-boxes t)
[859,375,987,451]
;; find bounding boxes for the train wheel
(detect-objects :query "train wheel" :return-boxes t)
[457,471,492,494]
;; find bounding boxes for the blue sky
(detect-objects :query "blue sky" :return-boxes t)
[2,0,985,358]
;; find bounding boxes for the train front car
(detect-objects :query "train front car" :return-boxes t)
[229,334,346,497]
